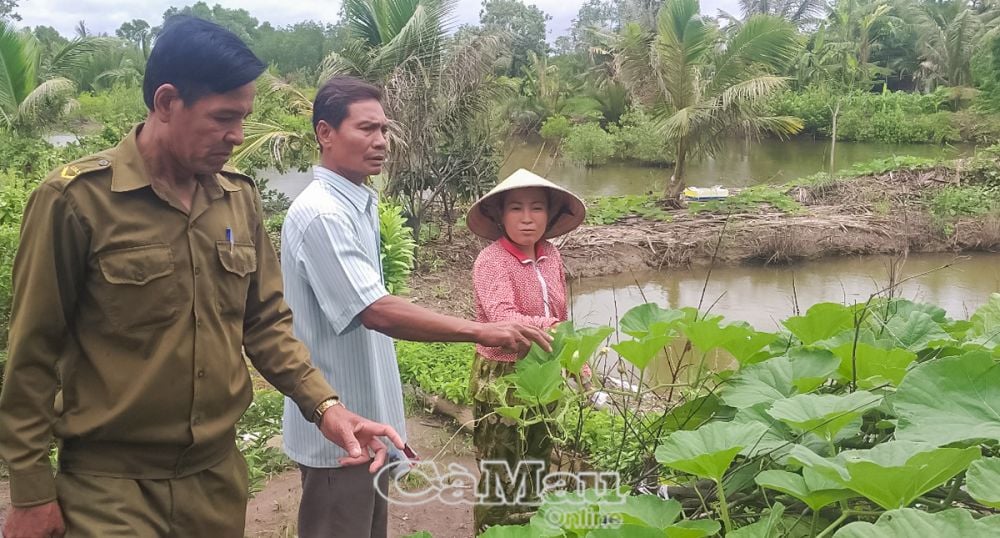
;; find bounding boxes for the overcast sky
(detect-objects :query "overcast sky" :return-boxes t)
[19,0,742,40]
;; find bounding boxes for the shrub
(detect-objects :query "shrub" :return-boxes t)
[236,389,293,494]
[71,85,147,134]
[927,185,1000,234]
[539,115,571,142]
[379,201,417,295]
[610,109,672,165]
[770,87,961,143]
[563,123,616,166]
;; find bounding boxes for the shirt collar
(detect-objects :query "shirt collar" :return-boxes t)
[110,124,151,192]
[499,236,548,265]
[314,165,374,213]
[110,123,242,198]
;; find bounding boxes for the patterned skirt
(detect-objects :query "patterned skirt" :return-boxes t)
[469,353,554,532]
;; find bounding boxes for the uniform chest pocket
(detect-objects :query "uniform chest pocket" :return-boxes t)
[216,241,257,317]
[97,244,179,329]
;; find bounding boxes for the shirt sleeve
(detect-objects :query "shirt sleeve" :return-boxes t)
[295,212,388,335]
[242,191,337,420]
[0,183,87,507]
[473,257,560,330]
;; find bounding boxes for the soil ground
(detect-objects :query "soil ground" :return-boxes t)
[244,412,477,538]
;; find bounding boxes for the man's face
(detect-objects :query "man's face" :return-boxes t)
[167,82,255,175]
[319,99,389,182]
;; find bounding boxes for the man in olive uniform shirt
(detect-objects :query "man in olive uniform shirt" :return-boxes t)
[0,16,402,538]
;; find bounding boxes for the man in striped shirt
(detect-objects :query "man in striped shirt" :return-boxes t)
[280,77,552,537]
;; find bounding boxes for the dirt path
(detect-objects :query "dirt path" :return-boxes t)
[245,412,478,538]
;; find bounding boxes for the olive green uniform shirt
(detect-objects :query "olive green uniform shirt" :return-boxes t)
[0,125,337,507]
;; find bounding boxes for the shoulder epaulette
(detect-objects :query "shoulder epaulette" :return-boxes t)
[51,154,113,182]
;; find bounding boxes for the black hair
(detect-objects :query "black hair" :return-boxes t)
[143,16,266,110]
[312,76,384,133]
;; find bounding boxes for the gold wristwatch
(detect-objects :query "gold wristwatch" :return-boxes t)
[312,397,343,425]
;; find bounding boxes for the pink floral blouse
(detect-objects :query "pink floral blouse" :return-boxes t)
[473,237,567,362]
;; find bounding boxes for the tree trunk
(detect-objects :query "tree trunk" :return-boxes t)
[829,100,841,178]
[667,139,688,201]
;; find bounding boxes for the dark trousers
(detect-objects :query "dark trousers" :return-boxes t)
[297,462,390,538]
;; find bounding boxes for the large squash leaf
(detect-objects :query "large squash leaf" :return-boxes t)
[893,351,1000,446]
[966,458,1000,509]
[655,422,769,481]
[789,441,980,510]
[834,508,1000,538]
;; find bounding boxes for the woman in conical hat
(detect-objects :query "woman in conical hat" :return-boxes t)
[466,169,587,531]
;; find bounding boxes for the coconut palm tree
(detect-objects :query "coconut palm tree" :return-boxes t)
[906,0,999,90]
[737,0,829,25]
[0,20,106,133]
[233,0,508,239]
[318,0,452,82]
[822,0,900,87]
[613,0,803,200]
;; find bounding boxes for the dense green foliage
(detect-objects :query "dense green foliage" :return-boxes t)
[379,201,417,295]
[396,341,475,405]
[771,87,961,143]
[926,185,1000,234]
[563,123,616,166]
[235,389,292,494]
[484,295,1000,536]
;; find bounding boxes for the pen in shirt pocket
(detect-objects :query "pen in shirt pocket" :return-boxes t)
[225,226,233,252]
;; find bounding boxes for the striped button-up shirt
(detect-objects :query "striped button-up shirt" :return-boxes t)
[280,166,406,467]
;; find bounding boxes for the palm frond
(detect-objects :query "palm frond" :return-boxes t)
[17,76,74,122]
[231,121,314,169]
[718,75,791,109]
[319,40,373,81]
[0,21,35,112]
[712,14,800,93]
[93,66,143,88]
[44,37,115,79]
[257,72,312,114]
[368,0,453,79]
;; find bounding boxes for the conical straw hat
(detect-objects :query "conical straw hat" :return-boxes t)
[467,169,586,241]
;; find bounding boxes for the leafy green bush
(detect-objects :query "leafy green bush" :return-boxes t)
[563,123,616,166]
[771,87,961,143]
[927,185,1000,234]
[0,172,35,351]
[396,341,474,405]
[71,85,147,134]
[0,225,18,351]
[236,389,293,494]
[610,108,672,165]
[560,96,605,124]
[539,115,571,142]
[379,202,417,295]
